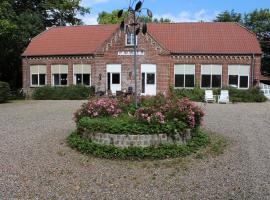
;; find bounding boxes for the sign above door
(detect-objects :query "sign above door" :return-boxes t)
[118,51,145,56]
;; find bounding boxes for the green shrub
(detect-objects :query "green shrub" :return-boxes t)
[173,86,204,102]
[67,130,209,159]
[9,89,25,100]
[78,115,187,135]
[172,86,267,103]
[32,85,95,100]
[228,87,267,103]
[0,81,11,103]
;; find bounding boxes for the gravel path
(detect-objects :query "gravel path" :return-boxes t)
[0,100,270,199]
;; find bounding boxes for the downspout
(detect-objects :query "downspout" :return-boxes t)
[251,54,255,87]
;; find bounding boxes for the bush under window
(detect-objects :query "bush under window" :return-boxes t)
[32,85,95,100]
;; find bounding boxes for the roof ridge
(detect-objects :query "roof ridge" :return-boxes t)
[234,22,258,37]
[47,24,118,29]
[148,21,237,25]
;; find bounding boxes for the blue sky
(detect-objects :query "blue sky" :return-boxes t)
[80,0,270,24]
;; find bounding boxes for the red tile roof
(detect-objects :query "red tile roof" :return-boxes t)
[147,22,261,54]
[22,22,262,56]
[22,24,118,56]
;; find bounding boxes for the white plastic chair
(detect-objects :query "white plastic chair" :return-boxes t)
[205,90,215,103]
[218,90,230,104]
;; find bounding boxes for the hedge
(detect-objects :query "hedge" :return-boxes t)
[67,130,209,159]
[0,81,11,103]
[32,85,95,100]
[173,86,267,103]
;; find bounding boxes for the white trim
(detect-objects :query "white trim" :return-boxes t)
[125,33,137,46]
[72,64,91,86]
[228,65,250,89]
[51,64,68,86]
[141,64,157,96]
[106,64,122,94]
[30,65,47,87]
[200,64,223,89]
[174,64,195,89]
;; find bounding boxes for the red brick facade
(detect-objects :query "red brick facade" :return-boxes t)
[22,30,261,95]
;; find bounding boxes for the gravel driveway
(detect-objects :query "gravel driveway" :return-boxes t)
[0,100,270,199]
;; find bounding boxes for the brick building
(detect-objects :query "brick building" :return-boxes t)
[22,22,262,95]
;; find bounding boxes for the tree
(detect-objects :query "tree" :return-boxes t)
[0,0,90,89]
[244,9,270,74]
[214,10,242,23]
[97,10,128,24]
[97,10,171,24]
[214,9,270,75]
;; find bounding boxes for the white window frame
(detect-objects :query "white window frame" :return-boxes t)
[200,64,222,89]
[228,65,250,89]
[30,65,47,87]
[125,33,137,46]
[73,64,91,86]
[51,64,68,86]
[174,64,195,89]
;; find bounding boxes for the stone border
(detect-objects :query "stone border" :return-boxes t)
[78,128,192,148]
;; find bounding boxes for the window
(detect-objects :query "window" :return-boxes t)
[30,65,47,87]
[112,73,120,84]
[174,64,195,88]
[73,64,91,86]
[228,65,250,89]
[201,65,222,88]
[51,64,68,86]
[125,33,137,46]
[147,73,155,84]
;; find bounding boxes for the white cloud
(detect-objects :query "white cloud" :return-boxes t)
[83,0,110,5]
[82,15,99,25]
[154,9,218,22]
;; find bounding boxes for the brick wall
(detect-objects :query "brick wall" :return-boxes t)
[22,30,261,93]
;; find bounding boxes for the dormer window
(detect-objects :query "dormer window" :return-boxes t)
[125,33,137,46]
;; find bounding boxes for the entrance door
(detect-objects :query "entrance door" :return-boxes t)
[106,64,121,94]
[141,64,156,96]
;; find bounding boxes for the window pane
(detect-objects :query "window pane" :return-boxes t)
[185,75,194,87]
[112,73,120,84]
[229,75,238,87]
[147,73,155,84]
[201,75,211,88]
[240,76,248,88]
[212,75,221,88]
[142,73,145,93]
[83,74,90,86]
[107,73,111,90]
[53,74,60,85]
[32,74,38,85]
[75,74,82,85]
[60,74,67,85]
[39,74,46,85]
[126,33,135,45]
[175,74,184,87]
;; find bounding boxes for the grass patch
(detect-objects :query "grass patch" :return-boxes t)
[193,130,230,158]
[67,130,210,160]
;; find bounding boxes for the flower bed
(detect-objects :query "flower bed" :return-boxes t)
[73,95,205,149]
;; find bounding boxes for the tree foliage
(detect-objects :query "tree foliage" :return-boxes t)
[97,10,171,24]
[0,0,90,89]
[214,10,242,22]
[214,9,270,75]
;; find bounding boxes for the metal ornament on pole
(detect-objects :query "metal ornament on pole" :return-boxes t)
[117,0,153,107]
